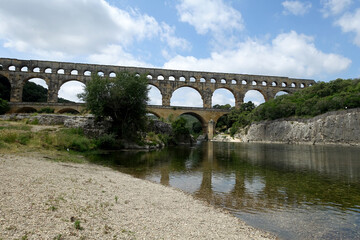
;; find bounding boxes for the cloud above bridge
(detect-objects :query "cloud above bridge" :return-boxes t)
[0,0,188,60]
[163,31,351,79]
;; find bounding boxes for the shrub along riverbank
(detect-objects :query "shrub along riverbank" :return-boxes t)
[216,78,360,136]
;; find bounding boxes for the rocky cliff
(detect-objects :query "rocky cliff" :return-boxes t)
[234,108,360,146]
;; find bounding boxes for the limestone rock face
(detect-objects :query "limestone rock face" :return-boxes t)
[235,108,360,146]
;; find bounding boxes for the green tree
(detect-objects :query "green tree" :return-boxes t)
[213,104,232,109]
[78,72,149,139]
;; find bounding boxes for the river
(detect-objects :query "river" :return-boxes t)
[88,142,360,239]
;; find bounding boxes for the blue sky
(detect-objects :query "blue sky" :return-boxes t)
[0,0,359,106]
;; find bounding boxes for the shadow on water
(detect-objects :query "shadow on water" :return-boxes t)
[87,142,360,239]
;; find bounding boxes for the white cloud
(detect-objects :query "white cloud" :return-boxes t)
[282,1,312,16]
[87,45,153,67]
[321,0,353,17]
[0,0,187,60]
[335,8,360,46]
[176,0,244,36]
[163,31,351,79]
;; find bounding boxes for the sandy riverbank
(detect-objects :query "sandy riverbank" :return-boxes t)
[0,152,275,240]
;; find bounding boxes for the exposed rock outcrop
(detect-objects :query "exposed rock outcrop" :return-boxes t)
[234,108,360,146]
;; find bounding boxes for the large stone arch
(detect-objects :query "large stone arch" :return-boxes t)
[58,80,86,103]
[148,83,163,106]
[244,89,266,106]
[0,74,11,101]
[171,86,204,107]
[22,77,49,103]
[211,87,236,107]
[179,112,207,134]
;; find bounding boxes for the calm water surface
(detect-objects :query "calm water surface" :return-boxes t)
[89,142,360,239]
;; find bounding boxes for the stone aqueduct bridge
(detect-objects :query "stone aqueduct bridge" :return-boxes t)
[0,58,315,138]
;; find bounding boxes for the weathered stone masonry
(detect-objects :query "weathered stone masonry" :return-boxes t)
[0,58,315,107]
[0,58,315,139]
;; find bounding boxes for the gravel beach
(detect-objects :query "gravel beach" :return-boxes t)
[0,153,276,239]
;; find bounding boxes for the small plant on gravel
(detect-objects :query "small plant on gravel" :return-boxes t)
[21,235,28,240]
[53,234,62,240]
[115,195,118,203]
[48,205,57,211]
[74,220,83,230]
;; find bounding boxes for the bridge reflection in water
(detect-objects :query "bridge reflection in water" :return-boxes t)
[87,142,360,239]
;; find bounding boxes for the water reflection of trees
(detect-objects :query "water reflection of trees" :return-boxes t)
[92,143,360,213]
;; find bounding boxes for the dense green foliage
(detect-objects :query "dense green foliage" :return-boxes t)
[22,82,48,102]
[216,102,255,133]
[218,79,360,135]
[180,114,203,135]
[213,104,232,110]
[252,78,360,121]
[0,98,10,114]
[79,72,149,139]
[171,117,190,136]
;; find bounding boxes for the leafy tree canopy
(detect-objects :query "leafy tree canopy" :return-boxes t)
[78,72,149,139]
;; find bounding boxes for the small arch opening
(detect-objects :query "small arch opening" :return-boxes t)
[231,80,237,84]
[281,82,287,87]
[84,70,91,76]
[271,81,277,87]
[179,76,186,82]
[291,83,296,88]
[57,69,65,74]
[220,79,226,84]
[146,74,153,80]
[262,81,267,86]
[33,67,40,73]
[157,75,164,80]
[200,78,206,83]
[21,66,28,72]
[190,77,196,82]
[300,83,305,88]
[71,70,78,75]
[169,76,175,81]
[109,72,116,78]
[45,68,52,74]
[242,80,247,85]
[9,66,16,71]
[210,78,216,83]
[98,71,104,77]
[252,80,257,86]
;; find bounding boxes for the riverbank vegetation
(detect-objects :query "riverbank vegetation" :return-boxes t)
[78,72,149,140]
[216,78,360,135]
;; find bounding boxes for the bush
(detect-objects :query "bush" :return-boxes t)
[38,107,55,113]
[95,133,117,149]
[0,98,9,114]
